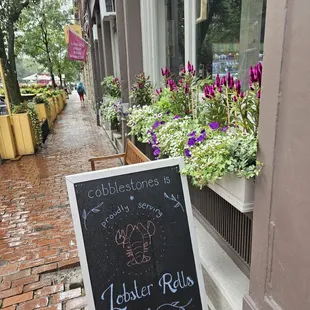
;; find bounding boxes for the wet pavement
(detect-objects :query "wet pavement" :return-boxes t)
[0,92,118,309]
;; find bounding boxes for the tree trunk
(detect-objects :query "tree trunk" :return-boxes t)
[1,58,21,105]
[58,70,63,87]
[1,22,21,105]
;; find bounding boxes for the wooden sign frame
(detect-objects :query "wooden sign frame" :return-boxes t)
[66,157,208,310]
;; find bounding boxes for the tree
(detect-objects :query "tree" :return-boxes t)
[0,0,37,104]
[18,0,69,88]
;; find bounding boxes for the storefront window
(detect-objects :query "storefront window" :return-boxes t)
[166,0,185,76]
[196,0,266,88]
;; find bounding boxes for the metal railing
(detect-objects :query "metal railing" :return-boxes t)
[189,184,252,275]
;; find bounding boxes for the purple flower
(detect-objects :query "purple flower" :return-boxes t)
[189,131,196,137]
[132,122,136,126]
[153,147,161,156]
[138,82,143,89]
[187,61,194,73]
[240,92,245,98]
[185,83,189,95]
[233,96,237,102]
[187,137,196,146]
[155,88,163,96]
[160,121,165,125]
[216,74,221,88]
[257,90,261,99]
[152,121,160,130]
[209,122,220,130]
[161,67,171,79]
[167,79,177,91]
[147,129,151,134]
[221,76,227,86]
[184,149,191,158]
[235,80,241,95]
[221,126,228,132]
[197,133,206,143]
[174,115,180,119]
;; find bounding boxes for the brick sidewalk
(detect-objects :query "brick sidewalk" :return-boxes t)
[0,93,118,309]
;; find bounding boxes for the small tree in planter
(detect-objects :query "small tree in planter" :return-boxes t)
[130,73,153,106]
[101,76,121,98]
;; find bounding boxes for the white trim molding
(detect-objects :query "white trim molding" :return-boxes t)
[184,0,197,69]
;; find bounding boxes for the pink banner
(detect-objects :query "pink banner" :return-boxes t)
[68,29,88,62]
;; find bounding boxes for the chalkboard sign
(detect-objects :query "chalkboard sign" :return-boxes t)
[66,157,208,310]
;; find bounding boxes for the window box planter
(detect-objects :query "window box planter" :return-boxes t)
[207,175,255,213]
[0,115,17,159]
[11,113,36,155]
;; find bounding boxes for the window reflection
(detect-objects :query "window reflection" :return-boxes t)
[166,0,185,76]
[196,0,266,88]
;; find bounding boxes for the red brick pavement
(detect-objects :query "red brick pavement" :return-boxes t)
[0,93,119,309]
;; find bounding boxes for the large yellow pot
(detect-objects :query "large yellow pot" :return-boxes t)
[11,113,35,155]
[0,116,17,159]
[48,98,57,122]
[62,91,67,105]
[54,96,60,115]
[58,95,64,111]
[36,103,52,129]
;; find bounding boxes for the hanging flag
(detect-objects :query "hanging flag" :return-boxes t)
[68,29,88,62]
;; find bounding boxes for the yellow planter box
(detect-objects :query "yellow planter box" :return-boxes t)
[54,96,60,115]
[36,103,48,121]
[11,113,35,156]
[48,98,57,122]
[58,95,64,111]
[62,91,67,105]
[0,116,17,159]
[36,103,52,129]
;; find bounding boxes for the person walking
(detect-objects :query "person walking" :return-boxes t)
[76,82,86,104]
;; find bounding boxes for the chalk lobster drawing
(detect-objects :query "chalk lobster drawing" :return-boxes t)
[115,221,156,267]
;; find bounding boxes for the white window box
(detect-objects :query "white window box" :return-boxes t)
[207,175,255,213]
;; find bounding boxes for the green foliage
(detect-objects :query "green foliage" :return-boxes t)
[127,62,263,186]
[127,105,173,143]
[17,0,73,87]
[130,73,153,106]
[100,96,121,126]
[183,131,261,187]
[0,0,39,105]
[101,76,121,98]
[12,102,42,147]
[155,117,201,158]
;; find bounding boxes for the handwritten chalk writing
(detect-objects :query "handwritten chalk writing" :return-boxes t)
[101,281,153,309]
[156,299,193,309]
[163,176,171,184]
[164,193,184,212]
[138,202,163,218]
[101,205,129,228]
[159,271,195,294]
[115,221,156,266]
[88,179,160,199]
[101,271,194,309]
[82,202,104,230]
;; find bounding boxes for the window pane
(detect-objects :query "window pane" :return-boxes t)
[166,0,185,76]
[196,0,266,88]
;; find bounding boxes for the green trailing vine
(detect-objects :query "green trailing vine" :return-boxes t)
[12,102,42,148]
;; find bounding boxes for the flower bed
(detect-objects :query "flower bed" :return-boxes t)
[128,63,262,186]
